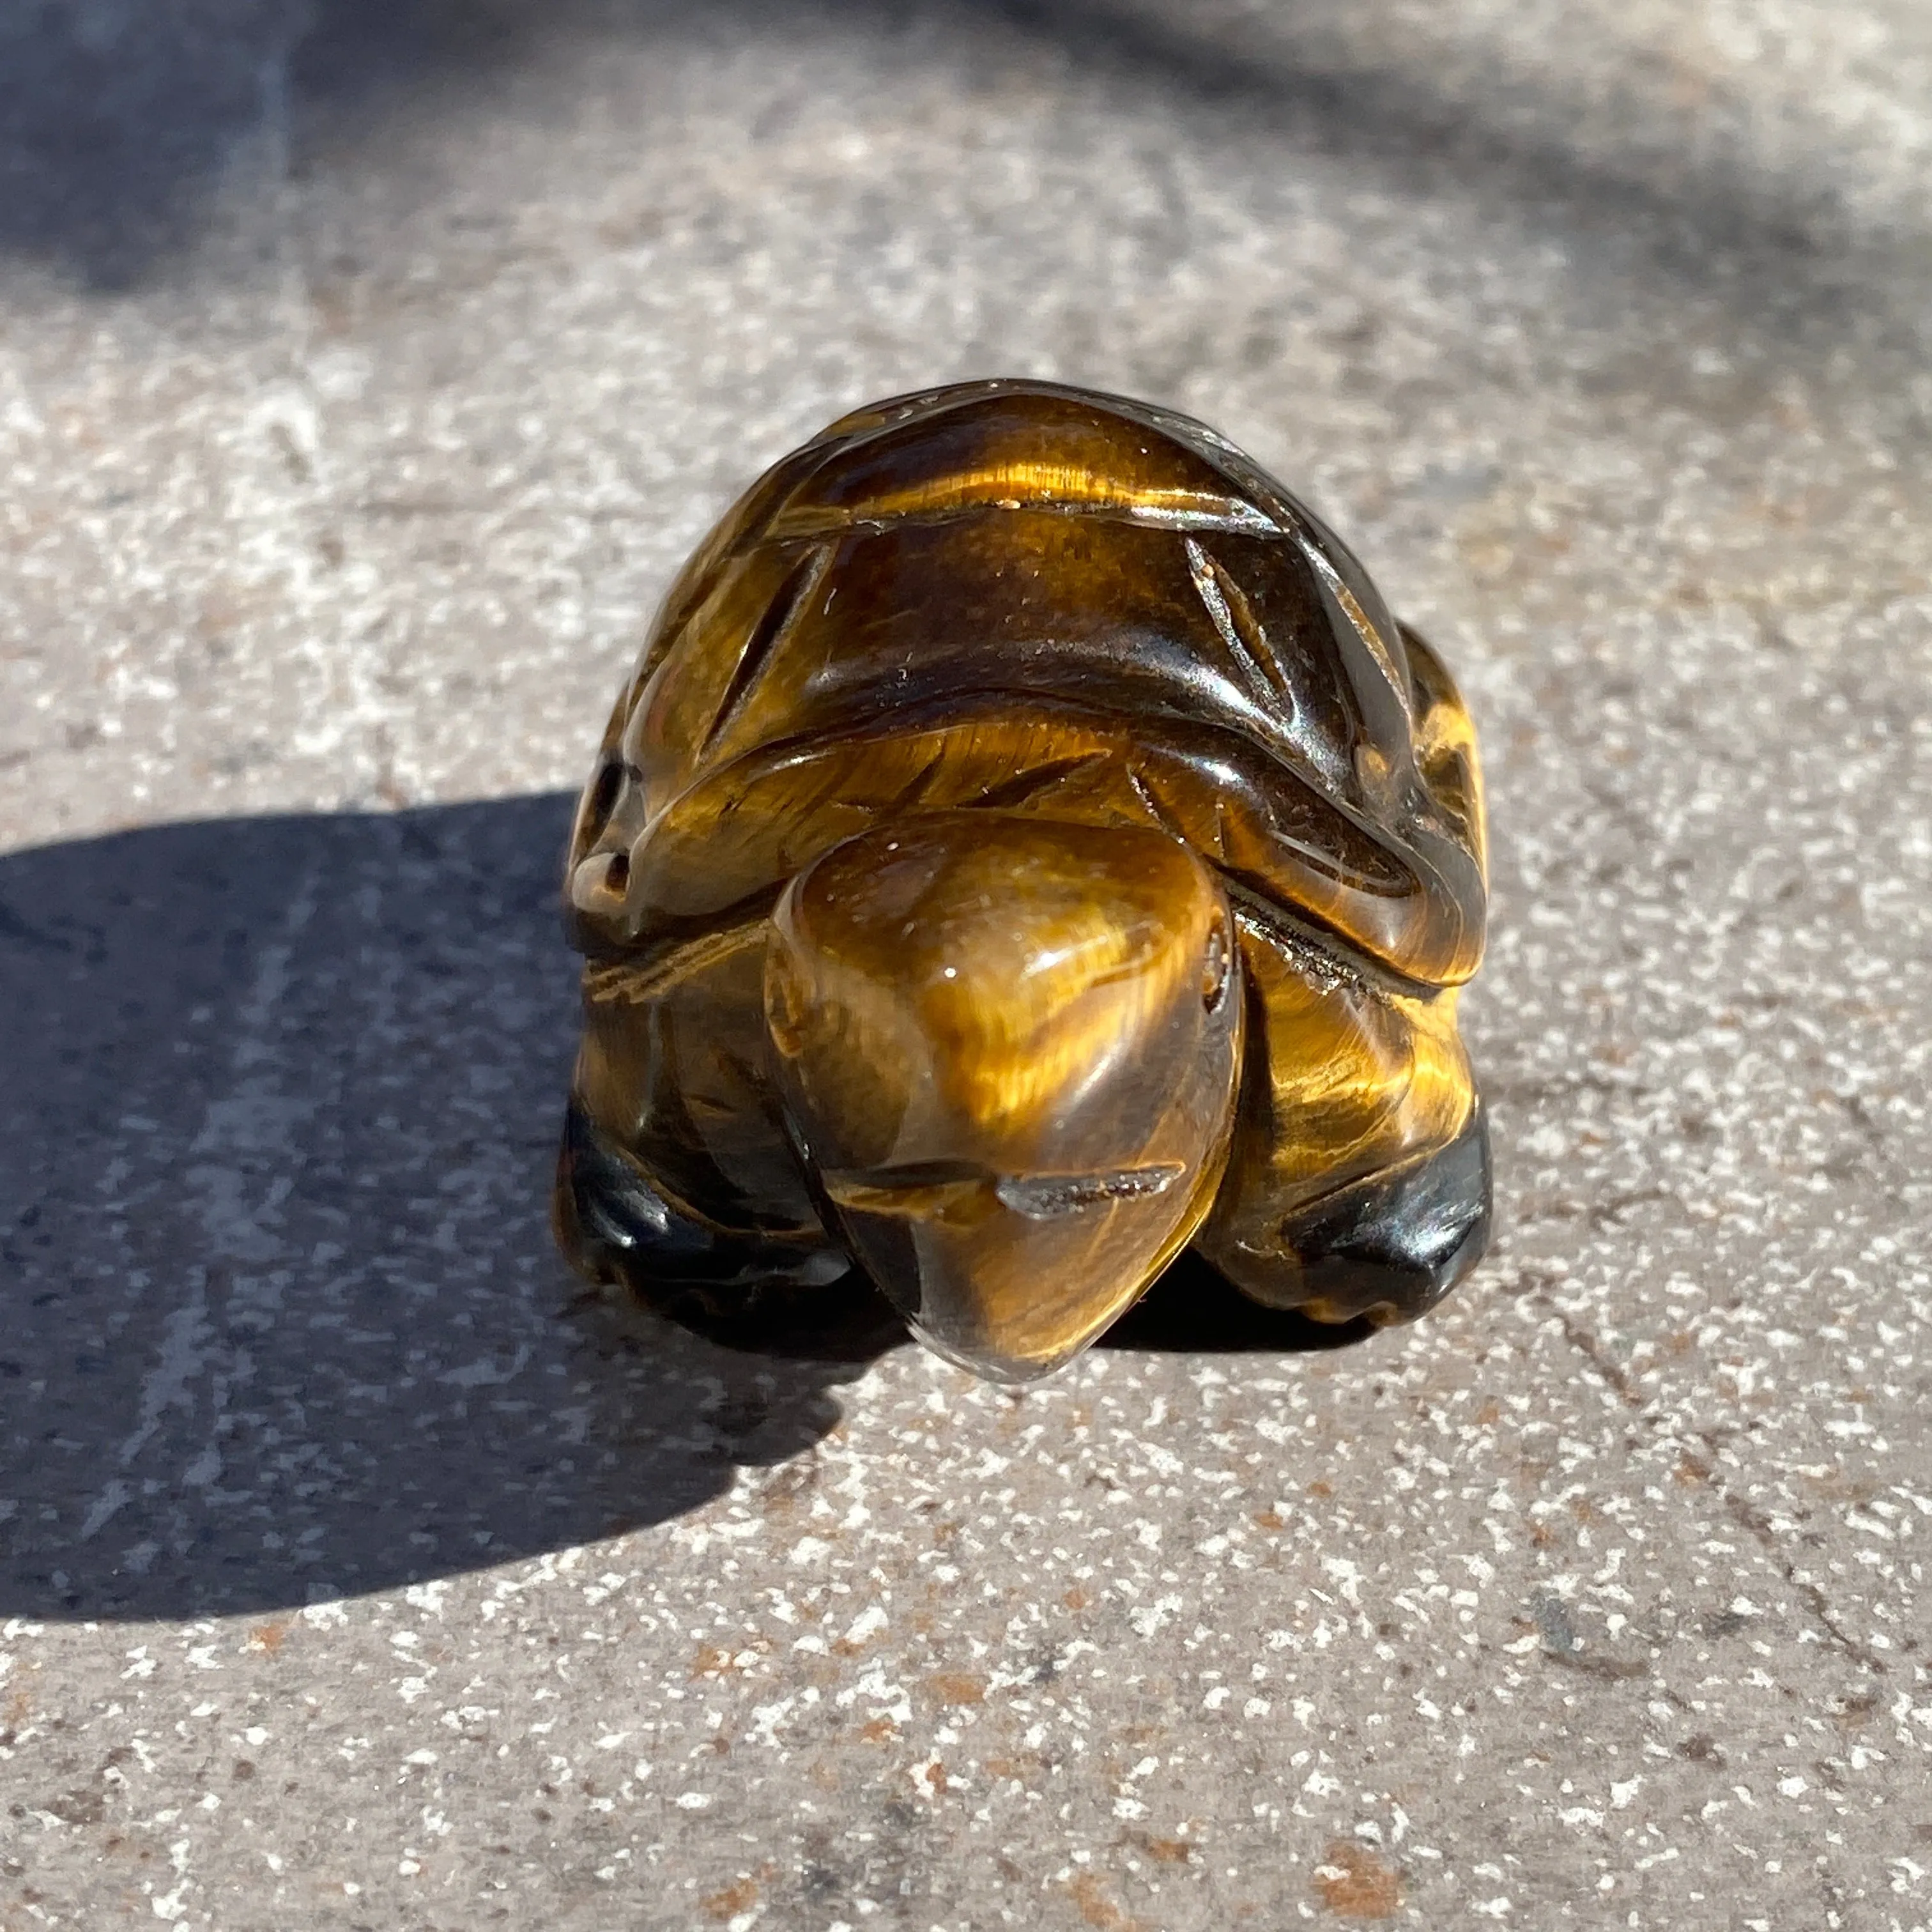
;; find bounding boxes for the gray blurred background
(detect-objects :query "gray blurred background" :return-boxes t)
[1,3,1928,1927]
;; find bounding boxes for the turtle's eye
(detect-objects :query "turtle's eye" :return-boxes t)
[1202,920,1232,1011]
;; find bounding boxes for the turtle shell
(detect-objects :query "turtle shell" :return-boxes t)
[566,379,1485,988]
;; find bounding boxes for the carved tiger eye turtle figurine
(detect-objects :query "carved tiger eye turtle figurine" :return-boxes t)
[555,379,1490,1382]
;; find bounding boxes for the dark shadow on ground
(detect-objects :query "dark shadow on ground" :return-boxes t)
[0,792,1381,1622]
[0,794,868,1621]
[0,0,1914,376]
[0,0,519,286]
[710,1254,1383,1363]
[1104,1255,1379,1353]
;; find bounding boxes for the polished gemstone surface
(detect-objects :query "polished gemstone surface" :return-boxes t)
[555,381,1491,1376]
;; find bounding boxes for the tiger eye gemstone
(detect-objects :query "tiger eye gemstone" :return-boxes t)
[553,379,1490,1381]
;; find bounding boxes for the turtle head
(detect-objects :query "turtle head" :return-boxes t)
[765,810,1242,1381]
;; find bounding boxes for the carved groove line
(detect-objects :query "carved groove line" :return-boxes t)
[698,543,834,757]
[1124,764,1191,845]
[582,916,769,1007]
[972,750,1112,811]
[1298,542,1413,717]
[1184,536,1293,717]
[764,494,1280,542]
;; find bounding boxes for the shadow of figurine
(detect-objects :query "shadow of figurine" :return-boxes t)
[0,788,1390,1623]
[0,793,875,1622]
[0,0,522,288]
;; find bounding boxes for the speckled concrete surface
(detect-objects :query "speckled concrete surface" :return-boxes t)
[3,3,1930,1927]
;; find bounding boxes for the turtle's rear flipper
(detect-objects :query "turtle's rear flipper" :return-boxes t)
[555,1100,887,1354]
[1204,1105,1491,1328]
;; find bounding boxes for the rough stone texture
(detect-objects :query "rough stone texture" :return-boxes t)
[3,3,1930,1927]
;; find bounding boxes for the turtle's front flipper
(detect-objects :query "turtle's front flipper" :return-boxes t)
[1192,919,1489,1328]
[554,1100,859,1347]
[1238,1105,1490,1326]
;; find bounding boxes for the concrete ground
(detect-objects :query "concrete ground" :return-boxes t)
[2,1,1929,1926]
